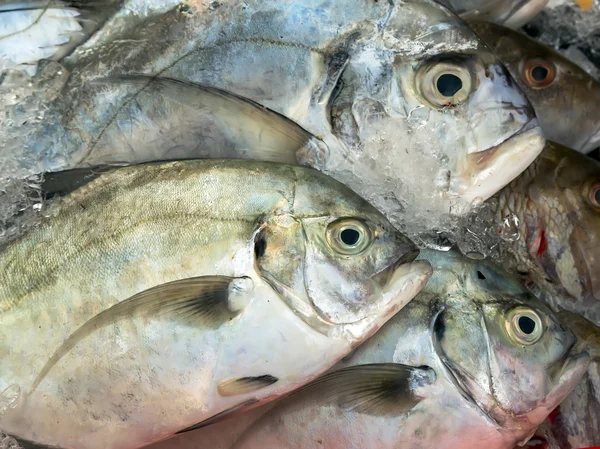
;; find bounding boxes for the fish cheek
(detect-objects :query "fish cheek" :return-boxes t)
[254,221,307,299]
[434,305,495,404]
[301,222,378,324]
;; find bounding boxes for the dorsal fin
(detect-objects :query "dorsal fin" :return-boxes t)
[93,75,325,165]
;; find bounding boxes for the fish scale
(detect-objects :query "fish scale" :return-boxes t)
[0,159,431,449]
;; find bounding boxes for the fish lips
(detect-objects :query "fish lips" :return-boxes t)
[454,118,545,204]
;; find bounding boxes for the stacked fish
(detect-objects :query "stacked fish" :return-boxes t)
[0,1,599,448]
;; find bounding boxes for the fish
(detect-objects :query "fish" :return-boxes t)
[0,159,432,449]
[165,248,588,449]
[0,0,122,76]
[437,0,549,28]
[543,311,600,449]
[494,141,600,326]
[7,0,545,232]
[468,21,600,154]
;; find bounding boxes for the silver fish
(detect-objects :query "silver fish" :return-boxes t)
[6,0,545,232]
[0,160,432,449]
[469,20,600,154]
[494,141,600,326]
[144,249,590,449]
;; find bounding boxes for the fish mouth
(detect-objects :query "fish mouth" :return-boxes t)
[546,341,590,403]
[333,259,432,342]
[372,248,420,287]
[580,121,600,154]
[454,118,545,203]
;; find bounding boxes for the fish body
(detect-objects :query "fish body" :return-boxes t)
[0,160,431,449]
[546,311,600,449]
[438,0,549,28]
[469,21,600,154]
[145,249,590,449]
[495,141,600,325]
[7,0,544,231]
[228,249,590,449]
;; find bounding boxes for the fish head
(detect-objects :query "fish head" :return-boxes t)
[430,253,590,442]
[255,168,432,345]
[468,20,600,153]
[339,0,545,206]
[526,143,600,304]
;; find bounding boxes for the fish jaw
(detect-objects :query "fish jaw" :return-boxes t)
[525,350,591,429]
[454,120,545,204]
[331,260,432,344]
[496,0,550,29]
[580,122,600,154]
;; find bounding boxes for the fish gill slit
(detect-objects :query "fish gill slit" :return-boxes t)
[478,304,497,400]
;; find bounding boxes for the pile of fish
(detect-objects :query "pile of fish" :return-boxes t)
[0,0,598,448]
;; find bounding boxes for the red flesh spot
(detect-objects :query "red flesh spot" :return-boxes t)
[536,230,548,258]
[548,405,560,423]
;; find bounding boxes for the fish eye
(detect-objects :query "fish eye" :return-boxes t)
[522,58,557,89]
[416,61,474,109]
[505,307,544,345]
[326,218,373,255]
[589,183,600,210]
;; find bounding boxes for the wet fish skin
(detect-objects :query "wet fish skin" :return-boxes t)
[438,0,549,28]
[0,160,431,449]
[495,141,600,326]
[225,249,590,449]
[14,0,544,231]
[469,20,600,154]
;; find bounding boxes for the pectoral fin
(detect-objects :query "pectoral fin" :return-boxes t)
[294,363,435,416]
[93,76,319,164]
[175,398,260,434]
[218,375,279,397]
[31,276,253,392]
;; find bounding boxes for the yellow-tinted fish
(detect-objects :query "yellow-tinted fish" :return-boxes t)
[0,160,431,449]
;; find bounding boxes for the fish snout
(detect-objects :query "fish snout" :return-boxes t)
[451,63,545,203]
[336,259,432,344]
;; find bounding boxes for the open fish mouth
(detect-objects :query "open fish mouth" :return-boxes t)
[454,118,545,203]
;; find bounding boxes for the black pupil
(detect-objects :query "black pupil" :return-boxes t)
[340,228,361,246]
[518,316,536,335]
[594,188,600,205]
[436,74,463,97]
[531,66,548,81]
[254,237,267,258]
[477,270,486,280]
